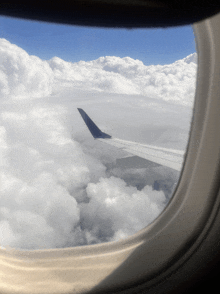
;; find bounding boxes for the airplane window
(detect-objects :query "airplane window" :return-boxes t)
[0,16,196,250]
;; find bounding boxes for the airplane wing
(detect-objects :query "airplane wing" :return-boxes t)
[78,108,185,171]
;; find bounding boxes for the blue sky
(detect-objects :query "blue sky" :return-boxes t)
[0,16,196,65]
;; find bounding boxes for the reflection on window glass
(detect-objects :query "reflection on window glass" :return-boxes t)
[0,16,197,250]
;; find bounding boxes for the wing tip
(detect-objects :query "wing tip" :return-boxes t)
[78,108,111,139]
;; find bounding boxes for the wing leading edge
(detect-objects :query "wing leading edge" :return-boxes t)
[78,108,184,171]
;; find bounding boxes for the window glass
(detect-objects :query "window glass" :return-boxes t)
[0,16,197,250]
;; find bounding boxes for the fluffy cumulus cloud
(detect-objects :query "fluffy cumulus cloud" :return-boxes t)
[0,39,197,250]
[81,177,166,243]
[49,53,197,106]
[0,39,53,99]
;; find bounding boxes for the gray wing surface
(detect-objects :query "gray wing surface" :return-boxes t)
[78,108,184,171]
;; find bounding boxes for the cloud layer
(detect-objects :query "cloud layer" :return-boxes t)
[49,53,196,106]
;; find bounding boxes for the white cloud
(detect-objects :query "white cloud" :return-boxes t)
[48,53,197,106]
[81,176,166,243]
[0,39,53,100]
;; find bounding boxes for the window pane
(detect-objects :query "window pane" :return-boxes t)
[0,17,196,250]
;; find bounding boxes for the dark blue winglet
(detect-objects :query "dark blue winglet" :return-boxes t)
[78,108,111,139]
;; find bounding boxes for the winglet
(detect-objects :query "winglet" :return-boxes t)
[78,108,111,139]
